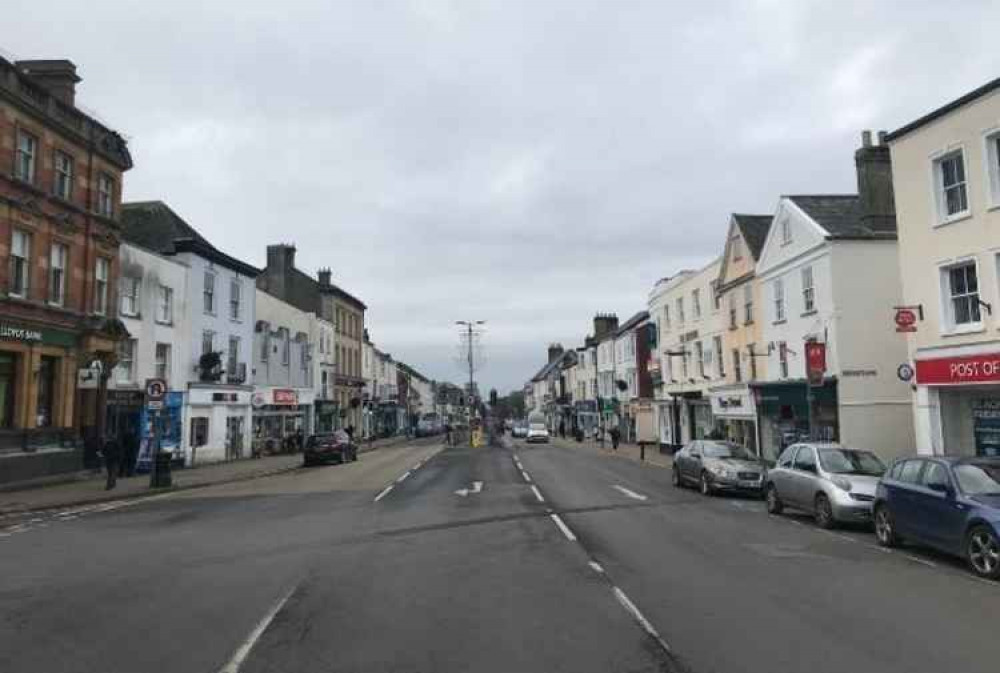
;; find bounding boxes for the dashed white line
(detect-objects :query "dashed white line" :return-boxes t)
[530,485,545,503]
[218,584,298,673]
[521,470,532,483]
[588,561,604,574]
[396,471,411,483]
[612,586,672,652]
[550,513,577,541]
[612,485,648,501]
[374,485,395,502]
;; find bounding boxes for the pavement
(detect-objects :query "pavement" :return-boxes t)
[1,434,997,673]
[548,435,674,469]
[0,434,415,519]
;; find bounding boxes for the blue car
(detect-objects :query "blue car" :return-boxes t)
[873,456,1000,579]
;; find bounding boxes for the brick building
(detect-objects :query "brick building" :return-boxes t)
[0,57,132,482]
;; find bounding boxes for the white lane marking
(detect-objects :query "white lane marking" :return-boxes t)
[521,470,532,483]
[905,554,937,568]
[374,485,394,502]
[550,513,577,541]
[530,485,545,503]
[396,471,411,483]
[218,584,298,673]
[612,485,648,501]
[612,586,672,652]
[868,544,892,554]
[454,481,484,497]
[589,561,604,574]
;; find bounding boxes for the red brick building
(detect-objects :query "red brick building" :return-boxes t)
[0,57,133,481]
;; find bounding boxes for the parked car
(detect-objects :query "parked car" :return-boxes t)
[511,422,528,439]
[526,423,550,444]
[765,443,886,528]
[672,440,766,496]
[873,457,1000,579]
[303,430,358,466]
[416,413,443,437]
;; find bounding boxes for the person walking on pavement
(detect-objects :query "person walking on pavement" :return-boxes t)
[559,420,566,439]
[101,434,123,490]
[610,426,621,451]
[444,421,453,446]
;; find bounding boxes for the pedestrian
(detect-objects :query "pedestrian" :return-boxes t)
[444,422,453,446]
[610,426,621,451]
[101,434,123,490]
[295,428,304,451]
[559,420,566,439]
[345,425,355,441]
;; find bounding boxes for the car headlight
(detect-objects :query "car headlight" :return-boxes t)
[709,464,734,479]
[831,476,852,492]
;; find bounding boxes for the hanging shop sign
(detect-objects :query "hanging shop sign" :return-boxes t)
[895,308,918,333]
[805,341,827,387]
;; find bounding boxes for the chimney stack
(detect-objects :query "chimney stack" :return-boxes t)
[317,268,331,286]
[264,244,296,299]
[593,313,620,341]
[547,343,564,363]
[16,59,81,106]
[855,129,896,232]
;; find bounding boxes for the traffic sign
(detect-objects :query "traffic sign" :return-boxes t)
[145,378,167,401]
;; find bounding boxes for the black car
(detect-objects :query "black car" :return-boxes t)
[672,440,766,496]
[303,431,358,467]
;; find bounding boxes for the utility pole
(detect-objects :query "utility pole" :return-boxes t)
[456,320,485,447]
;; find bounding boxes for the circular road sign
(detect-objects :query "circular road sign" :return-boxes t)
[897,363,915,382]
[145,378,167,400]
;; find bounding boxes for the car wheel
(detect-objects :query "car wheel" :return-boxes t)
[814,493,836,529]
[966,525,1000,580]
[699,472,714,497]
[671,467,682,488]
[765,484,783,514]
[874,505,899,548]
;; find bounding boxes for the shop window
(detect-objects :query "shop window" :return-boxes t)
[49,243,67,306]
[0,353,15,429]
[35,356,57,428]
[190,417,209,448]
[94,258,110,315]
[10,230,31,298]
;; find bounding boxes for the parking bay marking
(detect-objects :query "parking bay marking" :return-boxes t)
[612,485,648,501]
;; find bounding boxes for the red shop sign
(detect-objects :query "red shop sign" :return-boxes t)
[805,341,827,387]
[273,389,299,405]
[915,353,1000,385]
[895,308,917,333]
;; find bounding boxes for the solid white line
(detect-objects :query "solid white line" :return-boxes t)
[589,561,604,574]
[612,485,648,501]
[531,485,545,503]
[612,586,672,652]
[374,485,394,502]
[868,544,892,554]
[218,584,298,673]
[905,554,937,568]
[396,471,411,483]
[550,513,576,541]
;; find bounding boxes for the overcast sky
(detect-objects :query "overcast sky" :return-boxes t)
[7,1,999,393]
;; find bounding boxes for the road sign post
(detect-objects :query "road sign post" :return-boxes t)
[145,379,167,488]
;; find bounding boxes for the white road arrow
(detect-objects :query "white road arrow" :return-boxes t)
[455,481,484,497]
[612,485,648,501]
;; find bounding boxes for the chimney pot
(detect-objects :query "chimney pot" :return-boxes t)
[877,130,888,145]
[861,130,872,147]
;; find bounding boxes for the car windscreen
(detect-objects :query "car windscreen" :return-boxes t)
[954,463,1000,495]
[702,442,751,459]
[818,449,885,476]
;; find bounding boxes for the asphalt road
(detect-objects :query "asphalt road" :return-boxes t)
[1,436,997,673]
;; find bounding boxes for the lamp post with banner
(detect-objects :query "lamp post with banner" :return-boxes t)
[804,340,827,440]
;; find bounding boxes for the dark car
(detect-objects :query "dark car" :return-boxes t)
[303,430,358,467]
[672,440,766,496]
[874,456,1000,579]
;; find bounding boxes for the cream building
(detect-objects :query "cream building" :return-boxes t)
[887,79,1000,457]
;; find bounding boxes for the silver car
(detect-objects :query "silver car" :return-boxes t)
[765,443,887,528]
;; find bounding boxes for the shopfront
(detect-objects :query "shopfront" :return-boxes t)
[709,384,758,453]
[915,352,1000,457]
[314,399,339,434]
[753,379,839,462]
[251,386,315,451]
[186,384,253,464]
[573,400,599,438]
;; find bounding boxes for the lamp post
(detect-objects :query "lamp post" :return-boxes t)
[456,320,485,446]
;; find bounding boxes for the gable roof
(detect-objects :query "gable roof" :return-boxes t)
[787,195,896,240]
[121,201,259,277]
[616,310,650,336]
[885,77,1000,143]
[731,214,772,260]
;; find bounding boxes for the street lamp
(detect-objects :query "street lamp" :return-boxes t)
[456,320,485,446]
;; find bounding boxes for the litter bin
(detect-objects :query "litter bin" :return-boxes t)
[150,451,173,488]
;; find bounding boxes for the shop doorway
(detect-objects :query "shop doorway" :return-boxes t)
[35,356,57,428]
[226,416,244,460]
[0,353,16,429]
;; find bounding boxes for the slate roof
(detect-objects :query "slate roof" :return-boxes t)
[886,77,1000,143]
[530,350,575,382]
[731,214,772,260]
[616,310,650,336]
[121,201,259,276]
[787,195,896,239]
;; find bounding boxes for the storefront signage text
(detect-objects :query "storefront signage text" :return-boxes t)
[0,323,42,342]
[273,389,298,405]
[842,368,877,378]
[915,353,1000,385]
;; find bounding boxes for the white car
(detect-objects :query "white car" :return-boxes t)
[526,424,550,444]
